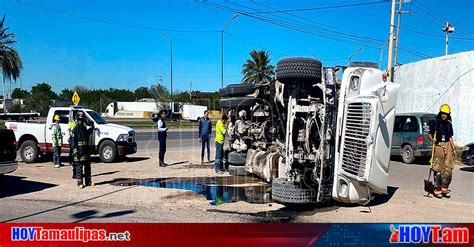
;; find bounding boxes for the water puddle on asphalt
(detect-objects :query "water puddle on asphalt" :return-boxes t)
[111,176,272,205]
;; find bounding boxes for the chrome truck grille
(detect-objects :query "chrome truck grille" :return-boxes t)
[341,102,372,178]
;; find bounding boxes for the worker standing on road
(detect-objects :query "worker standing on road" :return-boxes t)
[428,104,456,199]
[157,110,169,167]
[214,114,228,174]
[71,111,94,189]
[68,117,77,179]
[50,114,63,168]
[199,110,212,164]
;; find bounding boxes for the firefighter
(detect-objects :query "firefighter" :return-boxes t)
[71,111,95,189]
[68,117,77,179]
[428,104,456,199]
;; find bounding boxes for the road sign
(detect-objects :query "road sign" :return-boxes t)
[72,91,80,106]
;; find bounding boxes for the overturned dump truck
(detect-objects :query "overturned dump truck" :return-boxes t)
[219,57,400,205]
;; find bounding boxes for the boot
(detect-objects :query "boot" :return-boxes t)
[159,161,167,167]
[77,181,84,189]
[442,188,451,198]
[434,189,443,199]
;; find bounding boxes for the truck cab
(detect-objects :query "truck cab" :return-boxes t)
[219,58,400,205]
[6,106,137,163]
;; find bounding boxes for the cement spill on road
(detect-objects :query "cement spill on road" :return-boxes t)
[111,176,272,205]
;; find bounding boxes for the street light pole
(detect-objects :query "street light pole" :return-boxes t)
[221,14,239,88]
[163,34,173,119]
[443,22,454,56]
[387,0,396,82]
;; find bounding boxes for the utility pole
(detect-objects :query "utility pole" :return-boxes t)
[189,81,192,101]
[221,14,239,88]
[394,0,410,67]
[387,0,397,82]
[443,22,454,56]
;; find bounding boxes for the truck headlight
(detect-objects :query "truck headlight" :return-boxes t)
[117,134,129,142]
[348,75,361,96]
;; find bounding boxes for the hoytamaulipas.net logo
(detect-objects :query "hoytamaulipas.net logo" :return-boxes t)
[11,226,131,242]
[390,224,469,244]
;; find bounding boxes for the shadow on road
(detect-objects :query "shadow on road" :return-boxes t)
[460,166,474,173]
[0,175,57,199]
[367,186,399,206]
[390,156,430,165]
[70,209,136,223]
[89,156,150,164]
[1,186,136,222]
[92,171,120,177]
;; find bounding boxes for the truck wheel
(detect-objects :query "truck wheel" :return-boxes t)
[219,84,256,97]
[99,140,117,163]
[276,57,322,84]
[228,151,247,166]
[271,178,317,204]
[228,165,247,176]
[401,145,415,164]
[220,97,256,109]
[20,140,39,163]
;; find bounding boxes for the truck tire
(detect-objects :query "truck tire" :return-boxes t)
[99,140,117,163]
[220,97,256,109]
[271,178,317,204]
[348,61,379,69]
[20,140,39,163]
[228,165,247,176]
[401,145,415,164]
[228,151,247,166]
[276,57,322,84]
[219,84,256,97]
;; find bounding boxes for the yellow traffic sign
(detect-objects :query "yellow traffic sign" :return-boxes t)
[72,91,80,106]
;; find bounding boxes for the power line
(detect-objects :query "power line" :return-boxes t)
[17,0,220,33]
[400,27,474,41]
[225,32,289,56]
[413,1,474,38]
[244,0,390,14]
[410,2,474,39]
[200,1,432,59]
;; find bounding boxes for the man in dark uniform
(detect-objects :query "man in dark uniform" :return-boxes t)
[157,110,169,167]
[428,104,456,199]
[71,111,94,189]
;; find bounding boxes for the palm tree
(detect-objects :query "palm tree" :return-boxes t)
[241,49,274,84]
[0,15,23,99]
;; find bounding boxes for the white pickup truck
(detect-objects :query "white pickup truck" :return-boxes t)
[5,106,137,163]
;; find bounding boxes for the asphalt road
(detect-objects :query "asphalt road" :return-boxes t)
[1,131,473,223]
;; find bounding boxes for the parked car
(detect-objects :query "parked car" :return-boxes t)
[461,143,474,166]
[5,106,137,163]
[0,129,18,181]
[391,113,437,164]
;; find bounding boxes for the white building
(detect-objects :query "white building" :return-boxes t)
[394,50,474,145]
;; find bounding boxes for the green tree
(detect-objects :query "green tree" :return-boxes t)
[0,15,23,98]
[134,86,152,100]
[59,88,73,99]
[31,82,58,99]
[241,49,274,84]
[11,88,30,99]
[149,84,171,102]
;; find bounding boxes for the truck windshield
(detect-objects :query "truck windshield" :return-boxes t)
[87,111,108,124]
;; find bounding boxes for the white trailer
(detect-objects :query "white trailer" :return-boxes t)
[103,101,162,118]
[181,104,207,121]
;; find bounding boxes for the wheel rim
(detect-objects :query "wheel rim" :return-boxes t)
[404,149,411,159]
[24,146,34,160]
[103,146,113,160]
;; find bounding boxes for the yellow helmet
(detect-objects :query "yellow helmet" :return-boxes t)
[54,114,61,121]
[440,104,451,114]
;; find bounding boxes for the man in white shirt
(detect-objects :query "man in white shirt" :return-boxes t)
[157,110,169,167]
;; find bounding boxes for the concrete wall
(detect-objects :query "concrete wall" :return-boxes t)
[394,50,474,145]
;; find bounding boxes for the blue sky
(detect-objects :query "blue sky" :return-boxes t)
[2,0,473,93]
